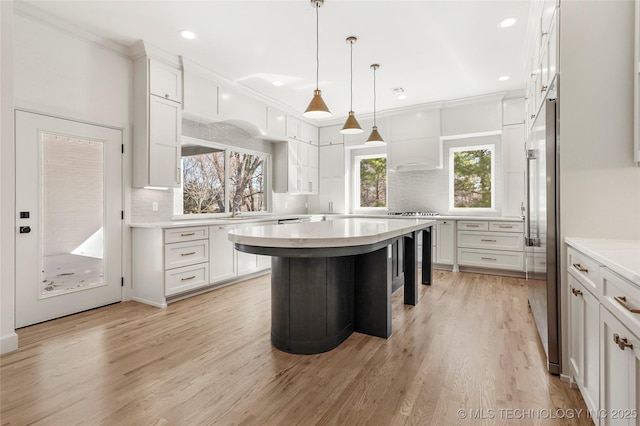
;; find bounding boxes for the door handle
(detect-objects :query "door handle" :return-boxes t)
[19,226,31,234]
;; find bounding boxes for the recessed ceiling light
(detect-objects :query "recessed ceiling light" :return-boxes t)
[397,94,407,100]
[179,30,197,40]
[498,75,510,81]
[499,18,517,28]
[272,81,283,86]
[392,87,407,99]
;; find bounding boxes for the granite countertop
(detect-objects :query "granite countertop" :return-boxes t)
[227,217,436,248]
[565,238,640,285]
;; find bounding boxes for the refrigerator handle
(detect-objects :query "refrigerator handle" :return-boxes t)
[524,149,539,247]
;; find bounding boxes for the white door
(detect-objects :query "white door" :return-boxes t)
[15,111,123,327]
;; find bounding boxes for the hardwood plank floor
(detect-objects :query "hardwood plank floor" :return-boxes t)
[1,271,590,425]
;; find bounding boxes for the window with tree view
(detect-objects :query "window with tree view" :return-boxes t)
[181,145,266,215]
[357,155,387,208]
[449,145,494,210]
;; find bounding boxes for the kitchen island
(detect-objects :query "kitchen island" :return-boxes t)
[228,218,435,354]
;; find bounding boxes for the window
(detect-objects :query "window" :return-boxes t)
[179,142,267,215]
[449,144,495,211]
[356,155,387,209]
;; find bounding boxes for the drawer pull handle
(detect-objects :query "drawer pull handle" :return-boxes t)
[466,225,480,228]
[613,333,634,351]
[572,263,588,273]
[481,239,497,242]
[498,225,513,229]
[481,257,497,261]
[180,232,196,237]
[614,296,640,314]
[181,275,196,281]
[181,251,196,256]
[571,288,583,297]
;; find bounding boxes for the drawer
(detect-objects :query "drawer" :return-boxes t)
[601,267,640,338]
[489,221,524,233]
[457,221,489,231]
[457,248,524,271]
[457,231,524,251]
[164,226,209,244]
[164,239,209,270]
[567,247,600,291]
[165,263,209,296]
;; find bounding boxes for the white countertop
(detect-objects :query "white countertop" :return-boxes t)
[129,214,522,228]
[227,218,436,249]
[565,238,640,285]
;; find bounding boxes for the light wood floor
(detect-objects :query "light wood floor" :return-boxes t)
[1,271,589,425]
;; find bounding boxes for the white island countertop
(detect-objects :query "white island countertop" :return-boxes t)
[565,238,640,285]
[228,217,435,249]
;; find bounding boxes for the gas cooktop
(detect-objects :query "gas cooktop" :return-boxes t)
[387,211,440,217]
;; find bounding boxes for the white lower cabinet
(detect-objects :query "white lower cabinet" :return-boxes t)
[456,220,524,272]
[434,220,455,265]
[566,241,640,426]
[600,306,640,426]
[568,273,600,414]
[133,222,272,307]
[209,225,236,283]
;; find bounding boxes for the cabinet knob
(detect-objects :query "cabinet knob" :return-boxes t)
[541,85,548,93]
[571,287,583,297]
[165,94,170,98]
[531,114,536,119]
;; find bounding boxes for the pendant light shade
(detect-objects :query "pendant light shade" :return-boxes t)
[304,0,332,119]
[366,64,385,145]
[340,36,363,134]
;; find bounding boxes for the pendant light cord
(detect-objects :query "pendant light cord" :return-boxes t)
[315,2,320,91]
[349,41,354,111]
[372,66,377,126]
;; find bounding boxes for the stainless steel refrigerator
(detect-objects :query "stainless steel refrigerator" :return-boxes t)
[525,77,560,375]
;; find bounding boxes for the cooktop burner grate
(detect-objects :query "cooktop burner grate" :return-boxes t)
[387,211,440,217]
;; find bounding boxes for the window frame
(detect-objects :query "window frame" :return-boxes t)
[173,136,271,219]
[353,153,388,212]
[448,144,496,213]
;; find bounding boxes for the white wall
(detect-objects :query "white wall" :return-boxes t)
[558,0,640,374]
[1,8,133,353]
[1,1,18,353]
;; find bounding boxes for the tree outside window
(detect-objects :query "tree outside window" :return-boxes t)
[358,156,387,208]
[449,144,494,210]
[181,146,267,215]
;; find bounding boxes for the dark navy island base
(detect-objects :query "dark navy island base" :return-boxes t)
[234,227,432,355]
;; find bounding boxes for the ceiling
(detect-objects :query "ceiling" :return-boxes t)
[18,0,532,124]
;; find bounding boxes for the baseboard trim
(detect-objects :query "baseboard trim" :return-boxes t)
[131,296,167,309]
[0,332,19,354]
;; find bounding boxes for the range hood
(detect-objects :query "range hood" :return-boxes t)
[387,137,443,171]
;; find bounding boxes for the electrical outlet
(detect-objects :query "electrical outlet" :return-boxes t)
[152,202,158,212]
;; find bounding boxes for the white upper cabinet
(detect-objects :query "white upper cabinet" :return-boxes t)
[149,58,182,103]
[132,50,182,188]
[300,121,319,145]
[182,61,218,121]
[319,124,344,146]
[273,139,318,194]
[266,107,286,140]
[503,98,525,125]
[286,115,300,139]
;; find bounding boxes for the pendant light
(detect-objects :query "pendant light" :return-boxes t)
[304,0,332,119]
[366,64,385,145]
[340,36,363,134]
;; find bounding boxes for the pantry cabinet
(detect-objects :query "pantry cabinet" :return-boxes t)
[133,54,183,188]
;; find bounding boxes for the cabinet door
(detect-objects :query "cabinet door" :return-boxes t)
[319,124,343,146]
[286,115,300,139]
[267,107,286,138]
[236,223,259,275]
[288,140,300,193]
[600,306,640,425]
[308,144,318,194]
[299,142,309,192]
[502,124,525,217]
[300,121,318,145]
[568,275,600,413]
[209,226,236,283]
[149,59,182,103]
[435,220,455,264]
[149,96,181,188]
